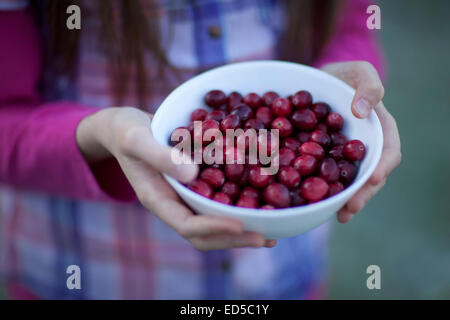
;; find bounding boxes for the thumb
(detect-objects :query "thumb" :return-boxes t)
[128,129,198,183]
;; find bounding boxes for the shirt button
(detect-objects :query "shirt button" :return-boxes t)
[208,25,222,38]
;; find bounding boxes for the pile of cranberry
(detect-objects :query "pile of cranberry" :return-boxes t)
[170,90,366,209]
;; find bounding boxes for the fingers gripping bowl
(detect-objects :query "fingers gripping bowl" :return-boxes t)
[151,61,383,239]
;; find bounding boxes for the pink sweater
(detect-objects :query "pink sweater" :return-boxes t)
[0,3,383,202]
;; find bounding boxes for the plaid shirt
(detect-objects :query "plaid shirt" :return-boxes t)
[0,0,337,299]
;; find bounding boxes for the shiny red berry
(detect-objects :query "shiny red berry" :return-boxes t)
[271,117,293,138]
[328,182,344,197]
[241,186,260,200]
[244,118,265,130]
[205,90,227,108]
[278,148,296,167]
[249,167,273,189]
[221,181,240,200]
[343,140,366,161]
[310,130,331,148]
[200,168,225,189]
[330,132,347,146]
[300,177,329,202]
[221,114,241,132]
[318,158,340,183]
[236,196,258,208]
[213,192,232,205]
[299,142,325,159]
[205,110,226,122]
[278,166,301,188]
[243,93,263,109]
[311,102,330,120]
[262,91,279,106]
[291,91,312,109]
[255,107,273,127]
[263,183,291,208]
[293,154,317,176]
[271,97,292,117]
[291,109,317,131]
[326,112,344,131]
[231,104,254,121]
[338,160,358,186]
[188,179,214,198]
[290,188,307,206]
[225,164,245,182]
[281,137,301,153]
[329,145,345,161]
[190,108,208,122]
[227,91,243,111]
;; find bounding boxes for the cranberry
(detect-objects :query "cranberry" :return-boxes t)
[263,183,291,208]
[291,109,317,131]
[278,148,296,167]
[343,140,366,161]
[231,104,254,121]
[200,168,225,189]
[237,167,250,186]
[326,112,344,131]
[299,142,325,159]
[271,97,292,117]
[290,188,308,206]
[190,109,207,122]
[205,110,226,122]
[221,114,241,132]
[243,93,263,109]
[200,120,221,146]
[255,107,273,127]
[244,118,265,130]
[257,133,279,156]
[213,192,232,205]
[249,167,273,189]
[261,204,275,210]
[271,117,293,138]
[169,126,188,147]
[310,130,331,148]
[328,182,344,197]
[296,131,311,144]
[338,160,358,186]
[278,166,301,188]
[222,181,240,200]
[293,154,317,176]
[205,90,226,108]
[224,146,245,164]
[291,90,313,109]
[236,196,258,208]
[186,122,195,136]
[300,177,329,202]
[329,145,345,161]
[241,186,260,199]
[227,91,243,111]
[263,91,279,106]
[318,158,340,183]
[188,179,214,198]
[316,123,328,133]
[330,132,347,146]
[225,164,245,182]
[311,102,330,120]
[281,137,301,153]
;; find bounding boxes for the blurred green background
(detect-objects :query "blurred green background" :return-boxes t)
[1,0,449,300]
[328,0,450,299]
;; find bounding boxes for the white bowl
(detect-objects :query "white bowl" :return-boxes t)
[152,61,383,239]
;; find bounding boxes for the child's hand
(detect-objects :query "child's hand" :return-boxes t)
[77,107,276,250]
[322,61,402,223]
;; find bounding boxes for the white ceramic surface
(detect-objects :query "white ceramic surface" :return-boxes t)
[152,61,383,239]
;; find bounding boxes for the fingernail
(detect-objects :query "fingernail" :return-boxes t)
[355,98,371,118]
[339,212,354,223]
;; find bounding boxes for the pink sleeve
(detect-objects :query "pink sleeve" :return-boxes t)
[313,0,385,78]
[0,9,136,202]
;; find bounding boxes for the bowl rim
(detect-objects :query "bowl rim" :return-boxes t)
[153,60,384,218]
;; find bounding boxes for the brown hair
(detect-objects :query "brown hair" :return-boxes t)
[41,0,340,106]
